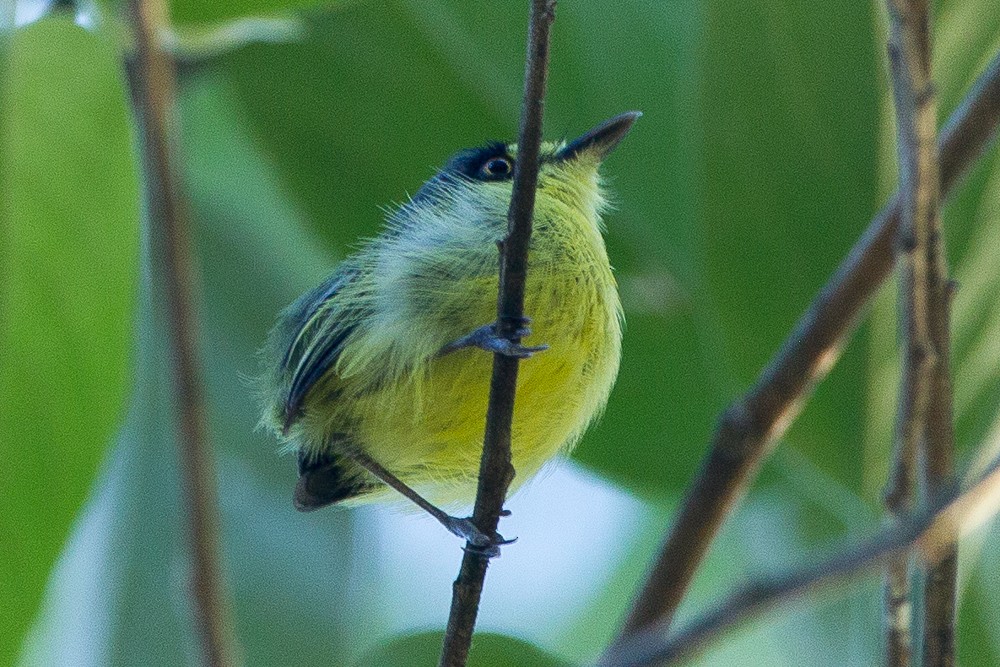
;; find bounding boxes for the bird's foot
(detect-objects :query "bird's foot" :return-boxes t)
[442,515,516,559]
[440,318,548,359]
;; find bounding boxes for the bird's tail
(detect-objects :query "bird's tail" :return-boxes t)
[293,447,380,511]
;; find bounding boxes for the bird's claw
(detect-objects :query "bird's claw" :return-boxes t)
[442,515,516,558]
[441,320,548,359]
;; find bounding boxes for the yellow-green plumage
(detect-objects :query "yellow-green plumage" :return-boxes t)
[260,115,635,511]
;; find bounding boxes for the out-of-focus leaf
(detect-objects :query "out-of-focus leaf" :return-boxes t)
[950,156,1000,442]
[21,69,366,667]
[216,4,516,256]
[169,0,343,28]
[355,631,570,667]
[180,72,334,482]
[700,2,880,494]
[582,310,723,496]
[961,523,1000,666]
[165,16,306,59]
[959,567,1000,667]
[0,17,138,664]
[182,71,370,666]
[934,0,1000,140]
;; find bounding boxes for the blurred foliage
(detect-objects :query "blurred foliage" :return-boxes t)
[169,0,336,26]
[0,15,139,666]
[4,0,1000,665]
[699,2,879,495]
[354,632,569,667]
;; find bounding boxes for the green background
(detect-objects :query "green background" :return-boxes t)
[3,0,1000,665]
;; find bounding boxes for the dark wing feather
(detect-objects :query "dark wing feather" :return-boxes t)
[277,266,360,431]
[283,325,354,430]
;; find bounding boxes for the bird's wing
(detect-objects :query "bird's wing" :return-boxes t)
[278,266,360,431]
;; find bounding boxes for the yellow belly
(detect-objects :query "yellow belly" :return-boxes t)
[345,272,621,507]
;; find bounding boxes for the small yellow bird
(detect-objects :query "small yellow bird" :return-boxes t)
[260,112,639,550]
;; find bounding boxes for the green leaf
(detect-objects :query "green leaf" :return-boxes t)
[961,524,1000,666]
[21,71,365,666]
[355,631,571,667]
[169,0,344,28]
[0,17,139,664]
[958,566,1000,667]
[699,2,880,495]
[214,5,518,257]
[933,0,1000,462]
[164,16,307,59]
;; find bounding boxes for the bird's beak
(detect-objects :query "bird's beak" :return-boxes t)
[557,111,642,161]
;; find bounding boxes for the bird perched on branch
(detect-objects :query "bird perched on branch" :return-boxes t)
[260,112,639,552]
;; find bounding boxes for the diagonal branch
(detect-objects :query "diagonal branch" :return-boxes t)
[437,2,557,666]
[128,1,238,664]
[615,49,1000,642]
[599,450,1000,667]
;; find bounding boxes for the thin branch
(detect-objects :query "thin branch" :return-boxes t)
[128,2,238,665]
[897,1,960,662]
[437,2,557,666]
[922,289,958,667]
[882,0,941,660]
[616,49,1000,642]
[600,451,1000,667]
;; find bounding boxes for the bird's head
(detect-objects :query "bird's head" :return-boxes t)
[407,112,641,232]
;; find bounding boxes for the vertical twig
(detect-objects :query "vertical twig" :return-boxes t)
[884,1,954,663]
[128,1,238,665]
[882,9,938,660]
[614,50,1000,644]
[437,2,556,666]
[923,289,957,666]
[905,7,957,666]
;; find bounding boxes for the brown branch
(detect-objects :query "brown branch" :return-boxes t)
[922,289,958,667]
[882,0,941,661]
[128,1,238,665]
[884,0,959,663]
[437,2,556,666]
[600,451,1000,667]
[615,48,1000,642]
[902,6,959,665]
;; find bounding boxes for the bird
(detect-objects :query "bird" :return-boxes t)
[259,111,639,552]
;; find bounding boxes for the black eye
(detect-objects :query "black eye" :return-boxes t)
[481,156,513,178]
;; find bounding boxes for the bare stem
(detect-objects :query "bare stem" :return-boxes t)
[615,49,1000,642]
[128,1,238,665]
[437,2,557,666]
[882,0,942,660]
[894,0,960,661]
[600,452,1000,667]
